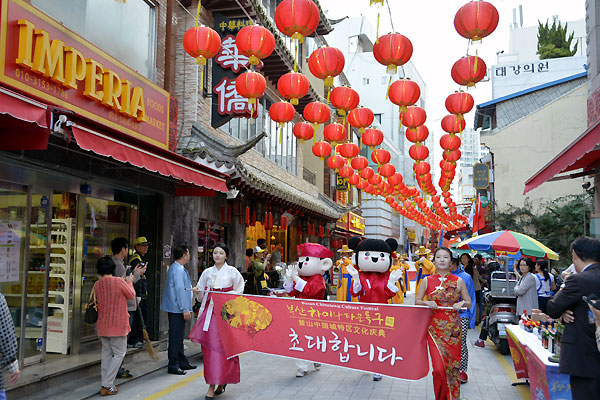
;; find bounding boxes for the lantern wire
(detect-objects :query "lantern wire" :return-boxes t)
[386,0,395,33]
[194,0,202,28]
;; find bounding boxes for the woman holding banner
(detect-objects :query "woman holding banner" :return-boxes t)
[416,247,472,400]
[190,243,245,400]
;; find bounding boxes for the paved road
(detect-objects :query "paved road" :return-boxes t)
[87,329,529,400]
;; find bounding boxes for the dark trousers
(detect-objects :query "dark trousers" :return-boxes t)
[167,312,190,370]
[570,375,600,400]
[538,296,550,314]
[128,300,148,345]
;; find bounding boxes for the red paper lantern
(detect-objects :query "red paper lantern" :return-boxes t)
[357,179,369,190]
[440,160,457,171]
[349,173,361,186]
[303,101,331,129]
[360,167,375,180]
[413,162,431,175]
[379,163,396,177]
[351,156,369,171]
[440,134,461,151]
[388,79,421,113]
[409,144,429,161]
[371,149,391,165]
[388,173,403,186]
[308,46,345,88]
[327,154,346,171]
[362,128,384,149]
[323,123,346,145]
[330,86,360,116]
[183,26,222,65]
[235,25,275,66]
[373,33,413,75]
[441,114,466,134]
[348,107,375,134]
[293,122,314,143]
[368,174,384,186]
[236,71,266,104]
[278,72,310,105]
[454,1,499,42]
[401,106,427,129]
[339,165,354,178]
[451,56,487,88]
[269,101,295,126]
[312,141,332,159]
[338,143,359,159]
[445,91,474,120]
[443,149,462,162]
[405,125,429,143]
[274,0,320,43]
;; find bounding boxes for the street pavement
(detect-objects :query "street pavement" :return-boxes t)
[84,328,529,400]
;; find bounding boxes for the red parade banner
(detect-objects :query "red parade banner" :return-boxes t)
[210,293,432,380]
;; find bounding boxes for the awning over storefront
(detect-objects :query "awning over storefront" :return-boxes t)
[524,120,600,194]
[71,125,228,192]
[0,86,49,150]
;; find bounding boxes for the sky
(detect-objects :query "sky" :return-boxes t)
[320,0,586,128]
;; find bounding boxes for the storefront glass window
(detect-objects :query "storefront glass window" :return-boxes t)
[32,0,157,80]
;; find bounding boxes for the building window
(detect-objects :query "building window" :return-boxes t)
[363,77,370,85]
[374,113,382,124]
[32,0,157,80]
[348,36,359,54]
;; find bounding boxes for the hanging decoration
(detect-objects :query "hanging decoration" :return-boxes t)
[441,114,466,134]
[373,33,413,95]
[454,0,499,44]
[361,128,384,149]
[388,79,421,116]
[182,19,221,93]
[350,156,369,171]
[400,106,427,130]
[451,56,487,88]
[303,101,331,131]
[269,101,295,143]
[348,107,375,134]
[338,165,355,179]
[445,91,474,121]
[327,154,346,172]
[274,0,320,70]
[323,123,347,145]
[235,25,275,66]
[405,125,429,143]
[312,141,332,160]
[278,72,310,105]
[440,134,462,151]
[235,71,267,109]
[378,163,396,178]
[308,46,345,97]
[293,122,315,143]
[337,143,360,160]
[371,148,391,165]
[330,86,360,116]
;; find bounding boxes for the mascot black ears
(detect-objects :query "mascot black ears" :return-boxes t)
[348,236,398,270]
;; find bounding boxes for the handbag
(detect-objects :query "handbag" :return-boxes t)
[84,283,98,324]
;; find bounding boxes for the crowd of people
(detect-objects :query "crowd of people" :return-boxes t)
[2,233,599,400]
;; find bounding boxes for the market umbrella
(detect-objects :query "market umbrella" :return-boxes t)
[451,230,559,261]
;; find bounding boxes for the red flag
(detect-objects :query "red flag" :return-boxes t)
[472,195,485,233]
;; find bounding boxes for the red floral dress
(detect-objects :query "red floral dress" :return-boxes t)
[425,273,462,400]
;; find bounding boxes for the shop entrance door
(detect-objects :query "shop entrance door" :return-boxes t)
[198,220,225,274]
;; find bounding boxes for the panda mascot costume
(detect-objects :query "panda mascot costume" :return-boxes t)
[284,242,333,377]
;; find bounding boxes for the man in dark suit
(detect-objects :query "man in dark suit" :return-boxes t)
[547,236,600,400]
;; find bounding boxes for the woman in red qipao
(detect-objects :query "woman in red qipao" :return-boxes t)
[416,247,472,400]
[190,243,245,400]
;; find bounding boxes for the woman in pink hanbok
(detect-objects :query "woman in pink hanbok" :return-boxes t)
[190,243,244,400]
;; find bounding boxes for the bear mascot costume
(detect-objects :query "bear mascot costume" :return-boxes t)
[284,242,333,377]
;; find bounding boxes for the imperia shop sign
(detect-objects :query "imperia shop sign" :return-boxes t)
[211,13,256,128]
[0,0,170,149]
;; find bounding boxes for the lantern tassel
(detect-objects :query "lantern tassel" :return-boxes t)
[194,0,202,28]
[474,50,479,74]
[326,87,331,105]
[279,123,283,144]
[385,75,392,99]
[376,12,380,44]
[294,40,298,72]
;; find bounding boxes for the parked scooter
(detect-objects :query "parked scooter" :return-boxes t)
[481,267,519,355]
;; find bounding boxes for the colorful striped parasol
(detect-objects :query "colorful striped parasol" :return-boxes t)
[451,230,559,260]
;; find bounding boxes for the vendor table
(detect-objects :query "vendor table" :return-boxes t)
[506,325,572,400]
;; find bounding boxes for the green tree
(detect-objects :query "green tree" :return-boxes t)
[495,194,592,267]
[536,19,578,60]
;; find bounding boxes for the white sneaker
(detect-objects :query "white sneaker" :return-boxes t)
[314,363,321,371]
[296,369,306,377]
